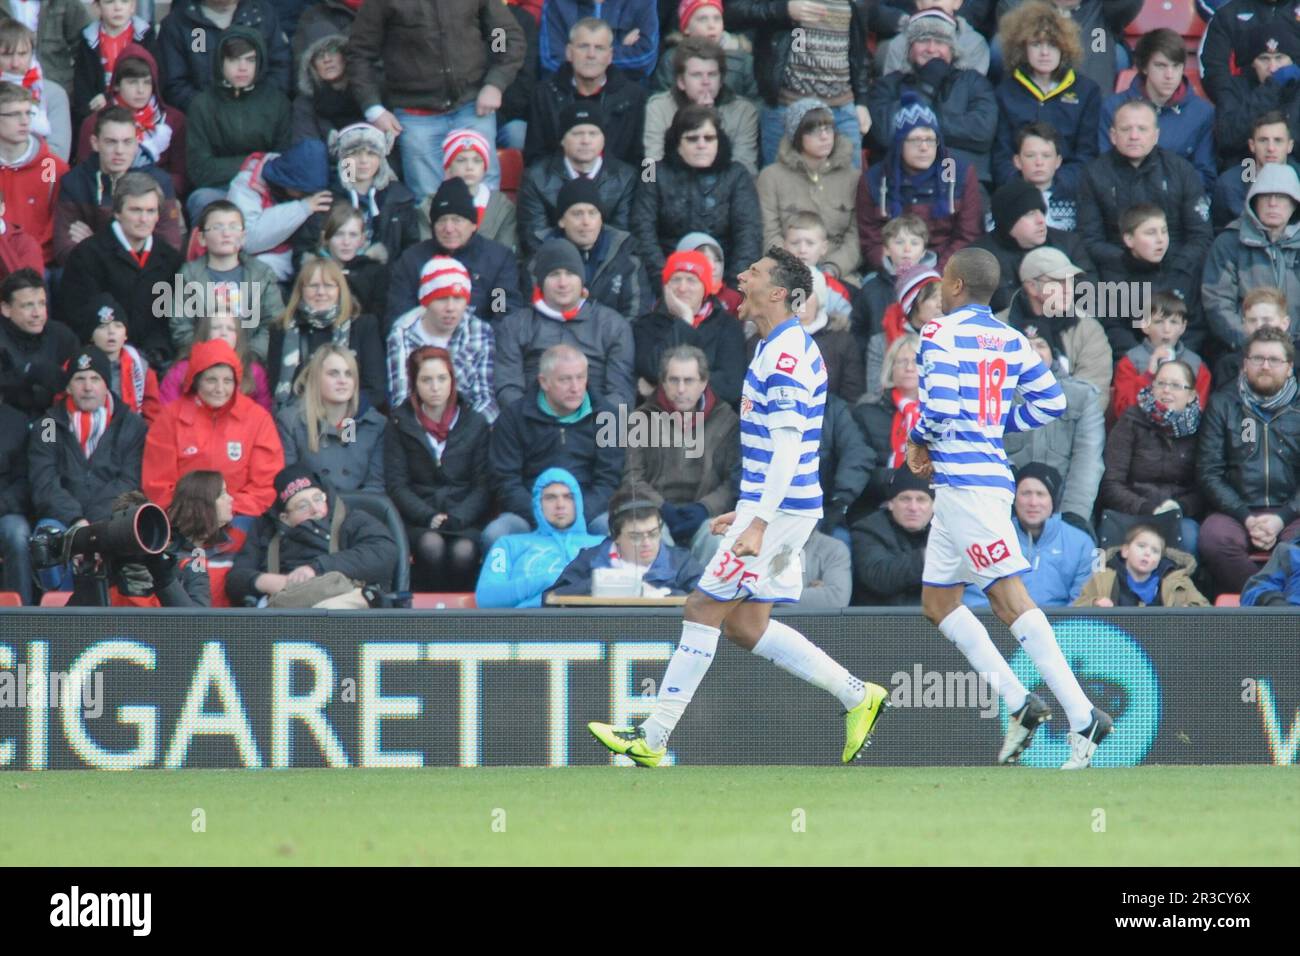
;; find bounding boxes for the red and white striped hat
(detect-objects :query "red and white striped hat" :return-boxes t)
[420,257,472,306]
[895,264,942,315]
[442,129,492,171]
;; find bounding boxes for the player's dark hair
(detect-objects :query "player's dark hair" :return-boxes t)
[607,486,662,539]
[945,247,1000,304]
[0,267,43,303]
[765,246,813,313]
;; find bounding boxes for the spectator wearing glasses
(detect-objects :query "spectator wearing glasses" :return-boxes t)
[1110,291,1211,424]
[545,485,705,600]
[1197,327,1300,593]
[0,82,68,265]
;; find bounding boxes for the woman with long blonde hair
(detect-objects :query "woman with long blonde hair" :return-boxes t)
[267,256,387,411]
[274,342,387,493]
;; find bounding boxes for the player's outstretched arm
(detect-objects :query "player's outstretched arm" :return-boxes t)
[1005,351,1067,433]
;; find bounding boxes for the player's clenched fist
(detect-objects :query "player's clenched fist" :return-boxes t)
[905,439,934,479]
[732,520,766,557]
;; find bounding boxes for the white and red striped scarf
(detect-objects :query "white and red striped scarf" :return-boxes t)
[116,344,148,415]
[65,392,114,458]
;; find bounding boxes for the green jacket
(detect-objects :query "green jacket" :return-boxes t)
[186,26,292,189]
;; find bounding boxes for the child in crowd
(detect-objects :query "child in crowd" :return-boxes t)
[783,211,854,324]
[309,203,389,319]
[419,129,516,251]
[852,213,934,351]
[72,0,156,129]
[88,292,161,421]
[1075,524,1208,607]
[1012,123,1073,231]
[161,294,273,411]
[864,264,942,404]
[1110,291,1211,423]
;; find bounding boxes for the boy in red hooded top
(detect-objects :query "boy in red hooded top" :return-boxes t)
[142,338,284,525]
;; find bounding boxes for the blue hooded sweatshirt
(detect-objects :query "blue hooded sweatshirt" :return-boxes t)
[474,467,604,608]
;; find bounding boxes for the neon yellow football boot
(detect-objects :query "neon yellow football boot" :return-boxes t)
[842,682,890,763]
[588,722,667,768]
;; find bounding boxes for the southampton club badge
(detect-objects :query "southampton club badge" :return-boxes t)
[227,441,243,462]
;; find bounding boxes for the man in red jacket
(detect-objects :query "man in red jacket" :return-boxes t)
[0,83,69,265]
[0,188,42,278]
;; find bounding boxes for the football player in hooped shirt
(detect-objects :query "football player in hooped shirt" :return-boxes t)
[905,247,1113,769]
[589,249,890,767]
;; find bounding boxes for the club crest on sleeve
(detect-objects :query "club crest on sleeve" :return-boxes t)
[227,441,243,462]
[775,352,798,374]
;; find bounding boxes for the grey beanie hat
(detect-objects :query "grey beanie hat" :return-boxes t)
[533,238,586,287]
[784,97,832,144]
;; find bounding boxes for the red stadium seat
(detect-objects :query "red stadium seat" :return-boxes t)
[1124,0,1203,42]
[1214,594,1241,607]
[0,591,21,606]
[498,148,523,200]
[39,592,71,607]
[412,592,477,609]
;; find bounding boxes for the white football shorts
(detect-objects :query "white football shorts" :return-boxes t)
[922,485,1030,592]
[696,501,817,604]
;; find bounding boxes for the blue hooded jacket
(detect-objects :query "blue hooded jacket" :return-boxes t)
[474,467,604,608]
[963,514,1094,608]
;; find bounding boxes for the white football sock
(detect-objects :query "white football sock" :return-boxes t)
[640,621,720,751]
[752,618,866,711]
[1010,609,1094,731]
[938,605,1029,713]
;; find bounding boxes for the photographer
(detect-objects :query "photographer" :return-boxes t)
[65,490,210,607]
[225,464,398,608]
[28,346,146,592]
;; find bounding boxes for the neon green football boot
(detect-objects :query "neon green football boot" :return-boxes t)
[588,722,667,768]
[842,682,890,763]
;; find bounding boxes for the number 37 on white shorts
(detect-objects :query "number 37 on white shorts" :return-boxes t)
[696,503,818,604]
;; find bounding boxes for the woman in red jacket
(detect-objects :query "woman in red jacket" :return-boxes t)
[142,338,284,528]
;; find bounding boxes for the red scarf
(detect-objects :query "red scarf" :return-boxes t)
[690,298,714,329]
[117,344,148,414]
[888,388,920,468]
[99,27,132,84]
[654,383,717,419]
[411,347,459,443]
[113,90,163,136]
[65,392,114,458]
[882,302,908,346]
[18,66,40,103]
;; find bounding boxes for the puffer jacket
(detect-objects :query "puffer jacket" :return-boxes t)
[1076,146,1213,281]
[141,339,285,516]
[993,68,1101,196]
[619,390,740,517]
[72,44,188,197]
[723,0,878,108]
[523,62,647,166]
[291,0,357,69]
[1100,75,1216,191]
[516,153,638,257]
[1199,0,1300,105]
[1197,381,1300,524]
[1100,403,1206,519]
[757,135,862,281]
[494,298,635,409]
[868,61,998,185]
[1003,375,1106,523]
[383,396,491,533]
[345,0,525,114]
[849,507,929,606]
[225,489,398,602]
[28,396,147,525]
[1202,207,1300,351]
[157,0,292,110]
[857,158,983,272]
[1074,546,1208,607]
[630,130,761,289]
[475,466,604,608]
[489,386,626,523]
[186,27,293,190]
[634,298,747,406]
[276,400,387,493]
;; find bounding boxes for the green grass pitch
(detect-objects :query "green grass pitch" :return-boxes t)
[2,766,1295,866]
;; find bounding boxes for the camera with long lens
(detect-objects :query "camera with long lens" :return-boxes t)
[29,503,171,569]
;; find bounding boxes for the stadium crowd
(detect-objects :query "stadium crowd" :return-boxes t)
[1,0,1300,610]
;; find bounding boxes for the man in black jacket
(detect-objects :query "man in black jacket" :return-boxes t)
[385,177,526,333]
[517,102,637,257]
[850,466,932,605]
[1077,101,1213,286]
[524,18,647,167]
[1198,327,1300,593]
[1211,29,1300,169]
[0,269,78,420]
[486,344,625,549]
[724,0,880,166]
[971,180,1098,314]
[28,346,148,593]
[58,173,184,365]
[0,397,33,602]
[225,463,399,606]
[1200,0,1300,107]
